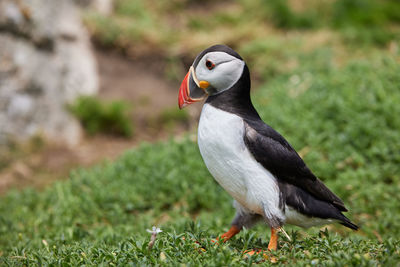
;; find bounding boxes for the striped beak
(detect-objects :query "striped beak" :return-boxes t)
[178,66,208,109]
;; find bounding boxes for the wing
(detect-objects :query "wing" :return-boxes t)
[243,119,347,211]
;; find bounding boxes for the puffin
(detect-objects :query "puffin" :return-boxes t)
[178,44,358,251]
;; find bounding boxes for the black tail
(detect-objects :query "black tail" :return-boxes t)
[281,183,359,230]
[339,216,359,230]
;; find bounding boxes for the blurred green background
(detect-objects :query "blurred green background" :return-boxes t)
[1,0,400,265]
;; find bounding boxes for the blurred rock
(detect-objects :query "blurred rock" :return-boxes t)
[0,0,99,146]
[75,0,113,15]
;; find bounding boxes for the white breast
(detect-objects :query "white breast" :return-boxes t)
[198,104,284,220]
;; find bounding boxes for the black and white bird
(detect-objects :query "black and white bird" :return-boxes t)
[178,44,358,251]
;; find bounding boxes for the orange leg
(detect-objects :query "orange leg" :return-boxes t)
[219,225,241,242]
[267,227,278,250]
[243,227,279,261]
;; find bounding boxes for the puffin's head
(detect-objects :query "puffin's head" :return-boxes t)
[178,44,245,109]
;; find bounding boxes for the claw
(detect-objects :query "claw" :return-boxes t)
[243,249,277,263]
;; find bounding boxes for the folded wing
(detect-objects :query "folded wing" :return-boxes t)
[243,119,347,212]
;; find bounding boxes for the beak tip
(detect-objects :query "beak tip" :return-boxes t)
[178,98,185,109]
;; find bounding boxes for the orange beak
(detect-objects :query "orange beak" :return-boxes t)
[178,66,208,109]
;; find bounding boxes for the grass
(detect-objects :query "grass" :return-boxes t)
[69,96,134,137]
[157,107,190,129]
[1,0,400,265]
[1,46,400,265]
[84,0,400,60]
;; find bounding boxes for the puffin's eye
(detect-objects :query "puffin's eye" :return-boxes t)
[205,60,215,70]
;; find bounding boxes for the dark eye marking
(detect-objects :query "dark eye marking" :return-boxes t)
[205,60,215,70]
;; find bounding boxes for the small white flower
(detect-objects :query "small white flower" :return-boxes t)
[147,226,162,250]
[147,226,162,234]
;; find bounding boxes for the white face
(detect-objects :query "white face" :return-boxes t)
[194,51,245,95]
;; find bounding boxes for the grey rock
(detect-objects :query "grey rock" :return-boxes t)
[0,0,99,146]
